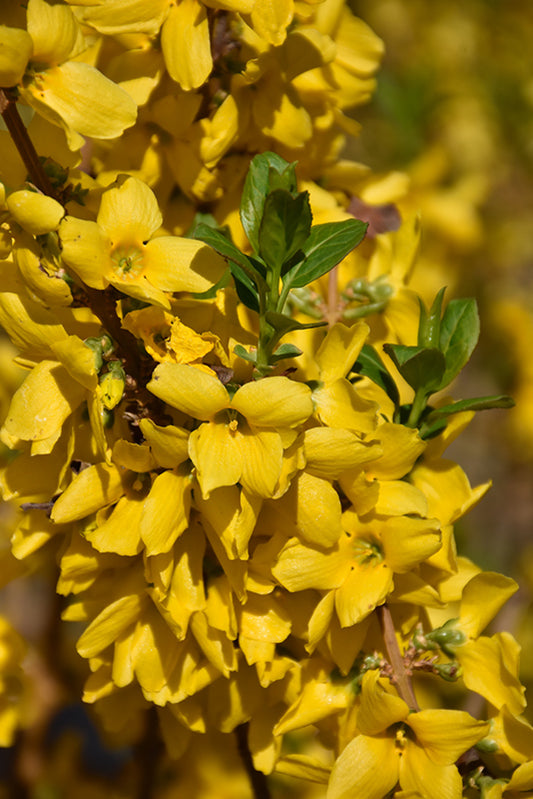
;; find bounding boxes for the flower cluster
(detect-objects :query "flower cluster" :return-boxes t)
[0,1,531,797]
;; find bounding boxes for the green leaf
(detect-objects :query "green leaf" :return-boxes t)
[193,223,262,311]
[419,394,515,439]
[384,344,446,393]
[233,344,257,364]
[283,219,368,289]
[270,343,303,363]
[264,310,326,336]
[352,344,400,407]
[438,298,480,389]
[187,212,230,239]
[258,189,312,269]
[240,152,296,253]
[418,287,446,348]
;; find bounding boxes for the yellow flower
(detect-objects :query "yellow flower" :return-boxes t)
[272,506,441,627]
[4,0,138,148]
[148,364,313,498]
[327,670,489,799]
[59,176,226,307]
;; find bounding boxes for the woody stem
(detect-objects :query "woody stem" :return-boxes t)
[235,723,271,799]
[0,88,59,200]
[378,604,420,711]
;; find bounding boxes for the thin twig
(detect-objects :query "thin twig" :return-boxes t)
[377,604,420,711]
[0,88,59,200]
[235,724,271,799]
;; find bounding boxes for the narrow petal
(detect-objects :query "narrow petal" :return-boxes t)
[162,1,212,91]
[327,734,398,799]
[0,26,32,86]
[238,427,283,498]
[51,463,124,523]
[138,419,190,468]
[98,176,162,243]
[400,742,462,799]
[232,376,313,429]
[3,361,85,446]
[196,484,262,560]
[25,61,137,140]
[7,191,64,236]
[272,539,348,592]
[76,594,143,658]
[291,471,343,547]
[86,496,144,557]
[380,517,442,573]
[459,572,518,639]
[316,322,369,383]
[367,423,426,480]
[59,216,110,289]
[250,0,293,46]
[140,468,192,555]
[335,564,392,627]
[357,670,409,735]
[143,236,226,293]
[147,362,228,419]
[408,709,489,765]
[27,0,79,64]
[304,427,381,479]
[189,421,242,498]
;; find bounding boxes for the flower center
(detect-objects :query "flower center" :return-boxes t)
[352,536,383,566]
[111,244,144,281]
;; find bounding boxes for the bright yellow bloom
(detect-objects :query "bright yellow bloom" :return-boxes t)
[3,0,138,148]
[272,506,441,627]
[327,670,489,799]
[148,364,313,497]
[59,176,226,306]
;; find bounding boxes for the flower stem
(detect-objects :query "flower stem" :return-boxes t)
[377,604,420,711]
[0,88,59,200]
[235,723,271,799]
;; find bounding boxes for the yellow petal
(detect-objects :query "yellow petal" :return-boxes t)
[250,0,293,46]
[143,236,226,293]
[367,423,426,480]
[335,563,393,627]
[77,594,143,658]
[459,572,518,639]
[23,60,137,140]
[111,440,156,473]
[98,176,162,244]
[196,485,262,559]
[51,335,98,391]
[161,1,212,91]
[0,26,32,86]
[313,379,377,433]
[59,216,110,290]
[316,322,369,383]
[400,742,461,799]
[189,420,242,498]
[15,239,72,307]
[189,611,237,677]
[147,362,228,419]
[232,376,313,429]
[51,463,124,523]
[304,427,381,479]
[507,760,533,791]
[357,670,409,735]
[27,0,79,65]
[407,709,489,765]
[327,734,398,799]
[239,593,291,643]
[275,678,349,735]
[459,634,526,716]
[380,517,442,573]
[238,427,283,498]
[140,468,192,555]
[7,190,64,235]
[3,360,85,446]
[374,480,428,517]
[291,471,343,547]
[272,538,348,592]
[139,419,190,468]
[86,495,144,556]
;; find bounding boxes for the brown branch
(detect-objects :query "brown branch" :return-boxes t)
[235,724,271,799]
[0,88,59,200]
[377,604,420,711]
